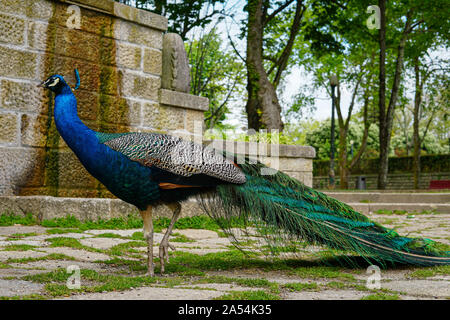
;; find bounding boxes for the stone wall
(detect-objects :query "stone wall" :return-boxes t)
[0,141,316,220]
[0,0,208,198]
[313,172,450,190]
[206,140,315,187]
[0,0,317,220]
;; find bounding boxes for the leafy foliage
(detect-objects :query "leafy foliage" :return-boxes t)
[116,0,226,39]
[186,28,245,129]
[305,119,380,160]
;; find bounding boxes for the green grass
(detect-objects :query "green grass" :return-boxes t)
[129,231,144,240]
[164,250,261,274]
[153,215,247,232]
[14,265,285,299]
[0,294,47,300]
[0,213,37,226]
[41,214,143,230]
[23,267,75,283]
[7,253,75,264]
[0,212,247,235]
[291,266,356,281]
[283,282,319,292]
[107,241,146,256]
[43,283,75,297]
[155,216,217,231]
[214,290,280,300]
[5,232,38,240]
[46,237,84,249]
[45,237,103,253]
[262,244,303,255]
[195,275,280,293]
[325,281,379,292]
[0,262,13,269]
[171,233,195,243]
[375,210,408,215]
[99,248,350,277]
[46,228,83,235]
[375,209,440,215]
[216,231,228,238]
[236,279,279,294]
[92,274,158,292]
[377,218,399,225]
[361,292,400,300]
[2,244,37,251]
[146,250,359,281]
[325,281,348,290]
[420,210,439,215]
[94,233,126,239]
[24,268,180,297]
[100,249,265,276]
[100,257,147,272]
[408,265,450,278]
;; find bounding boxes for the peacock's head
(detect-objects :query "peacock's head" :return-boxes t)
[37,74,67,93]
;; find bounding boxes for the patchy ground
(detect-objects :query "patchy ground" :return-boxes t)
[0,213,448,300]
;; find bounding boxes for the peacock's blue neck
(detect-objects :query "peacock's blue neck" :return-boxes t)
[53,85,97,156]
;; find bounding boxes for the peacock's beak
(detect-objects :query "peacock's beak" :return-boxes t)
[37,81,45,88]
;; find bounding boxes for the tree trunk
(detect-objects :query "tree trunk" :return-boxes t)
[153,0,166,15]
[245,0,283,131]
[338,129,349,189]
[378,7,412,189]
[377,0,388,189]
[336,83,349,190]
[335,67,364,190]
[271,1,304,89]
[349,90,372,171]
[413,57,423,189]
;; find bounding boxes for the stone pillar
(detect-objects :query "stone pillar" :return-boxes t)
[161,33,191,93]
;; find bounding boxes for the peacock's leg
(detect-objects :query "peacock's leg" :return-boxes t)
[140,206,154,277]
[159,202,181,273]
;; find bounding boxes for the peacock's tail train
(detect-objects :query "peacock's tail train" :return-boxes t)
[198,159,450,267]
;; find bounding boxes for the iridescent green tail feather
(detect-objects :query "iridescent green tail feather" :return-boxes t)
[198,160,450,267]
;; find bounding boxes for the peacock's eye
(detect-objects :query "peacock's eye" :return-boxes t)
[46,77,60,87]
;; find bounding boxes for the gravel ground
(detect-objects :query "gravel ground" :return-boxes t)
[0,213,448,300]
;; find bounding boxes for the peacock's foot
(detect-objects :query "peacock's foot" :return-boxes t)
[159,240,175,273]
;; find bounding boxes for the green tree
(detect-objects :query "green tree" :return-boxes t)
[186,28,245,129]
[391,127,448,156]
[244,0,307,130]
[409,57,449,188]
[117,0,226,39]
[300,1,381,189]
[306,120,380,161]
[376,0,449,189]
[304,0,449,189]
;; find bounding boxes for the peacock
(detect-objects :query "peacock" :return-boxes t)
[38,72,449,276]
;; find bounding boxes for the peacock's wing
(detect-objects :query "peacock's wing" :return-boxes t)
[95,132,246,184]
